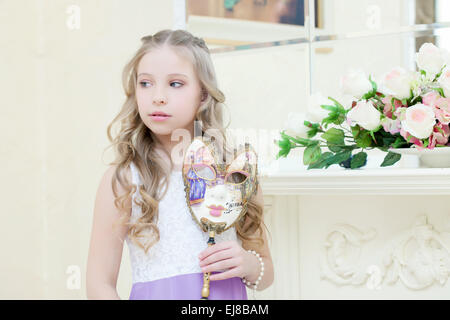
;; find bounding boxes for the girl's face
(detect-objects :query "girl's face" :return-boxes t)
[135,45,203,138]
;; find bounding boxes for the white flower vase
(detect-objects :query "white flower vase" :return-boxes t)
[389,148,450,168]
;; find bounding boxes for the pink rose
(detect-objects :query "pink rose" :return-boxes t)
[438,67,450,98]
[422,91,440,107]
[382,96,405,119]
[428,123,450,149]
[400,103,436,139]
[400,128,425,149]
[433,97,450,125]
[381,117,402,134]
[422,92,450,124]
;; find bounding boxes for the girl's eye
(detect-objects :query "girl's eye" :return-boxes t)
[139,81,151,88]
[170,81,183,88]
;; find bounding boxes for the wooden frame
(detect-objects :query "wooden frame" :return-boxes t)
[186,0,324,48]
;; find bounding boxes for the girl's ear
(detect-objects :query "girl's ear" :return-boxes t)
[201,89,208,102]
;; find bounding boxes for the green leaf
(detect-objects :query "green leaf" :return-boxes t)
[281,131,317,147]
[307,152,334,169]
[369,75,378,93]
[380,151,401,167]
[327,142,343,153]
[276,148,290,159]
[431,87,445,97]
[350,151,367,169]
[303,145,322,165]
[320,104,338,112]
[362,91,375,100]
[304,121,321,138]
[321,128,345,145]
[275,136,292,159]
[304,120,320,129]
[321,112,339,126]
[355,130,372,148]
[306,127,319,138]
[391,136,408,148]
[391,97,398,113]
[277,138,290,149]
[324,150,353,168]
[406,135,412,143]
[369,130,377,142]
[433,65,446,81]
[327,97,346,112]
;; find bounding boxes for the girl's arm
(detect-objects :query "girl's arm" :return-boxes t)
[199,184,275,291]
[86,165,131,299]
[242,187,274,290]
[238,185,274,291]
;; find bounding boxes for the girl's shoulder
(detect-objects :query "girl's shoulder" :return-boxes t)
[94,164,133,223]
[104,163,133,186]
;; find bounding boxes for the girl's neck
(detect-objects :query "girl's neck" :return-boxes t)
[154,137,188,172]
[152,126,195,172]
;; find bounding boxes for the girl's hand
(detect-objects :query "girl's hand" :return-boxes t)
[198,240,260,281]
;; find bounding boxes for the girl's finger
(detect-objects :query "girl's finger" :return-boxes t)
[201,257,238,274]
[198,241,233,260]
[199,248,233,267]
[209,267,241,281]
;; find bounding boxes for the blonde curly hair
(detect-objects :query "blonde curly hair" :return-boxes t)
[105,29,266,254]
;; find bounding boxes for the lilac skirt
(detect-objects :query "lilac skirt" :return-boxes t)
[129,272,248,300]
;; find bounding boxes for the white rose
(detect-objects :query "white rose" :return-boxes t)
[333,94,356,111]
[416,43,445,76]
[284,112,311,139]
[306,92,332,123]
[401,103,436,139]
[346,100,382,131]
[441,47,450,68]
[380,67,414,99]
[438,67,450,98]
[340,69,373,99]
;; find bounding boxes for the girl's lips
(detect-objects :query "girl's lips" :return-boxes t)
[150,115,171,121]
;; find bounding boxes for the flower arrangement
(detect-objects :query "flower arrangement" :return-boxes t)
[276,43,450,169]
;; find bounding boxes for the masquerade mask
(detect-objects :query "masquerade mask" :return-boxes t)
[181,136,259,299]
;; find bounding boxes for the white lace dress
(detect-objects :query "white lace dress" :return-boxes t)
[126,162,247,300]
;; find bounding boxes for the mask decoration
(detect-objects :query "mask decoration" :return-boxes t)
[181,136,259,299]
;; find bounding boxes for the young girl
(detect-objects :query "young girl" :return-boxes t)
[86,29,274,300]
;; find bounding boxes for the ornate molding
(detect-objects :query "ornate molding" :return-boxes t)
[382,215,450,290]
[319,224,377,285]
[320,215,450,290]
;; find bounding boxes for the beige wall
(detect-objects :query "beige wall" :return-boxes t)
[0,0,173,299]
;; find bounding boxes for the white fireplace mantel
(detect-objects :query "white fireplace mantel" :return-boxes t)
[260,167,450,195]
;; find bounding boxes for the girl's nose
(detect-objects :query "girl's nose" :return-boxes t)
[153,96,167,106]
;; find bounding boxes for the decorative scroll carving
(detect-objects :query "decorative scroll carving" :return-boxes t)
[320,215,450,290]
[319,224,377,285]
[382,215,450,290]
